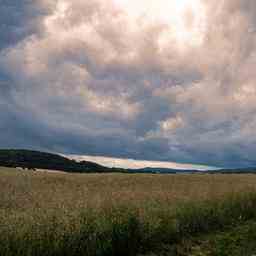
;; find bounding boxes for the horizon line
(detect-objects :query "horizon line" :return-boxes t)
[65,153,219,171]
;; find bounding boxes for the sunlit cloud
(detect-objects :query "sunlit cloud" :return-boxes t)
[1,0,256,168]
[67,154,214,171]
[113,0,207,48]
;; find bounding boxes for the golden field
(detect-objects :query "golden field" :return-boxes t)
[2,167,256,255]
[2,167,256,210]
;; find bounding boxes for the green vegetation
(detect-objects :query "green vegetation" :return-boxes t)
[1,167,256,255]
[0,149,120,173]
[143,220,256,255]
[199,221,256,255]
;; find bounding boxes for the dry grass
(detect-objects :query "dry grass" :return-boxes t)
[2,167,256,211]
[1,167,256,255]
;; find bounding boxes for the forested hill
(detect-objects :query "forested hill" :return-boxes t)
[1,149,255,174]
[0,149,120,173]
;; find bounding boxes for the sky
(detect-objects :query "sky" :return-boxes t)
[67,154,215,170]
[0,0,256,169]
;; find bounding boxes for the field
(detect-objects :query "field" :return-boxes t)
[2,167,256,255]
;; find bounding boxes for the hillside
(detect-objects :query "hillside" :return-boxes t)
[0,149,118,173]
[1,149,255,174]
[0,149,200,174]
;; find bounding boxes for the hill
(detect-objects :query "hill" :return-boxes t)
[0,149,200,174]
[1,149,255,174]
[0,149,119,173]
[128,167,203,174]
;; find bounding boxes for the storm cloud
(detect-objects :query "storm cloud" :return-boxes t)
[1,0,256,168]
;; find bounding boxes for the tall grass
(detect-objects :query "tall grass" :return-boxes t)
[1,192,256,255]
[1,168,256,255]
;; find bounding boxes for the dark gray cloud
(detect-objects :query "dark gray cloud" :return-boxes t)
[1,0,256,168]
[0,0,50,50]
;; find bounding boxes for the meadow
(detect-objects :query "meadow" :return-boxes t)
[2,167,256,255]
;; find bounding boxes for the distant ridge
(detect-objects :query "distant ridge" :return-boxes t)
[0,149,255,174]
[127,167,203,174]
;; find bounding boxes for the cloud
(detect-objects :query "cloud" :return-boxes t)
[1,0,256,168]
[67,154,214,171]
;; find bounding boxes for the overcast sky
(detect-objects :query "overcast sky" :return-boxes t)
[1,0,256,168]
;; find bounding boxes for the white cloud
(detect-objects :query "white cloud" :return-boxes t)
[1,0,256,167]
[67,154,214,170]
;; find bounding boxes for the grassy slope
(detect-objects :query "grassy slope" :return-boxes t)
[197,221,256,256]
[181,221,256,256]
[2,167,256,255]
[144,221,256,256]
